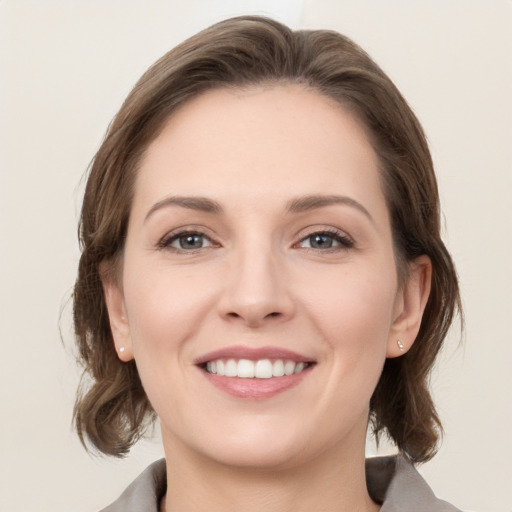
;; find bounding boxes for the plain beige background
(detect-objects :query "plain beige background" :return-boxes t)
[1,1,510,511]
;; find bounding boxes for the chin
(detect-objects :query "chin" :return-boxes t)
[163,416,315,471]
[203,437,306,471]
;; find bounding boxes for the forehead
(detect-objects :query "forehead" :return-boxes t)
[134,84,384,216]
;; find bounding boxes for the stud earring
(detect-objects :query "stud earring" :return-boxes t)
[397,340,405,352]
[119,346,126,354]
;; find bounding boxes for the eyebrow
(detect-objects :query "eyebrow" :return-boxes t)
[144,194,373,222]
[286,194,373,221]
[145,196,223,222]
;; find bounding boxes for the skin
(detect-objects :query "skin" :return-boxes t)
[103,85,431,512]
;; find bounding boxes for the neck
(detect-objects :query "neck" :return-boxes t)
[161,435,379,512]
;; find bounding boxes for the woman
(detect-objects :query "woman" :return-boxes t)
[73,15,462,511]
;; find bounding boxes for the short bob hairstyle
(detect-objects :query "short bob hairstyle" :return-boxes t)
[73,15,461,463]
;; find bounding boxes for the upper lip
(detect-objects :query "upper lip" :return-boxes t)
[194,345,315,365]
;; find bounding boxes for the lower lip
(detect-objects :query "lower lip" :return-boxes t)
[200,368,312,400]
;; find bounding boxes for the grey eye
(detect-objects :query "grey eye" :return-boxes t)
[169,233,212,250]
[298,231,354,250]
[305,234,335,249]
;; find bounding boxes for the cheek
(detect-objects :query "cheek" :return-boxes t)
[124,266,215,352]
[306,262,396,332]
[300,262,397,382]
[120,262,219,420]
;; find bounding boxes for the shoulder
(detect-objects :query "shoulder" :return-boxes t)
[99,459,167,512]
[366,455,462,511]
[99,455,461,512]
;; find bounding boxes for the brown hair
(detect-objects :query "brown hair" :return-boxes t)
[73,15,461,462]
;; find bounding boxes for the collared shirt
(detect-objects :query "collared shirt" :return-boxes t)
[100,455,461,511]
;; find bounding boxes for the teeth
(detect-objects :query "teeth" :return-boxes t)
[272,359,285,377]
[255,359,273,378]
[225,359,238,377]
[237,359,255,378]
[205,358,309,378]
[284,360,295,375]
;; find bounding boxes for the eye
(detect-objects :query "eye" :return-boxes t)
[159,231,214,251]
[298,231,354,250]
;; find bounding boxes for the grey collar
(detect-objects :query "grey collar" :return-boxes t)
[101,455,460,511]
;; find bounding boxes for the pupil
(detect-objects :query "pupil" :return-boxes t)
[311,234,333,249]
[180,234,202,249]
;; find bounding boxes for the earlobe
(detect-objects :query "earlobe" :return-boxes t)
[387,255,432,358]
[101,268,134,362]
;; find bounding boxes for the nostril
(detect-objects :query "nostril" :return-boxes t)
[224,310,282,323]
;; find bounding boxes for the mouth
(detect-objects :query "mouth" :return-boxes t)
[201,358,312,378]
[195,346,316,399]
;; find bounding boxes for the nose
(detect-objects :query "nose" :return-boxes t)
[217,244,295,328]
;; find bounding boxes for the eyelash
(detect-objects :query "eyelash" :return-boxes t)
[296,229,354,251]
[157,228,355,253]
[157,230,216,252]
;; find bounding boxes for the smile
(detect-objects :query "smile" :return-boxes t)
[196,346,316,399]
[205,358,310,378]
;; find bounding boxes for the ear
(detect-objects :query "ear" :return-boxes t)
[387,255,432,358]
[101,268,134,362]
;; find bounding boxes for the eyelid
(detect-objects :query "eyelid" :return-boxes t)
[155,225,354,252]
[157,226,220,251]
[294,227,355,250]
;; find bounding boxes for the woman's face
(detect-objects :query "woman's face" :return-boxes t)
[105,85,427,469]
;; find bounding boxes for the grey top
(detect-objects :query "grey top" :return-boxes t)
[100,455,461,511]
